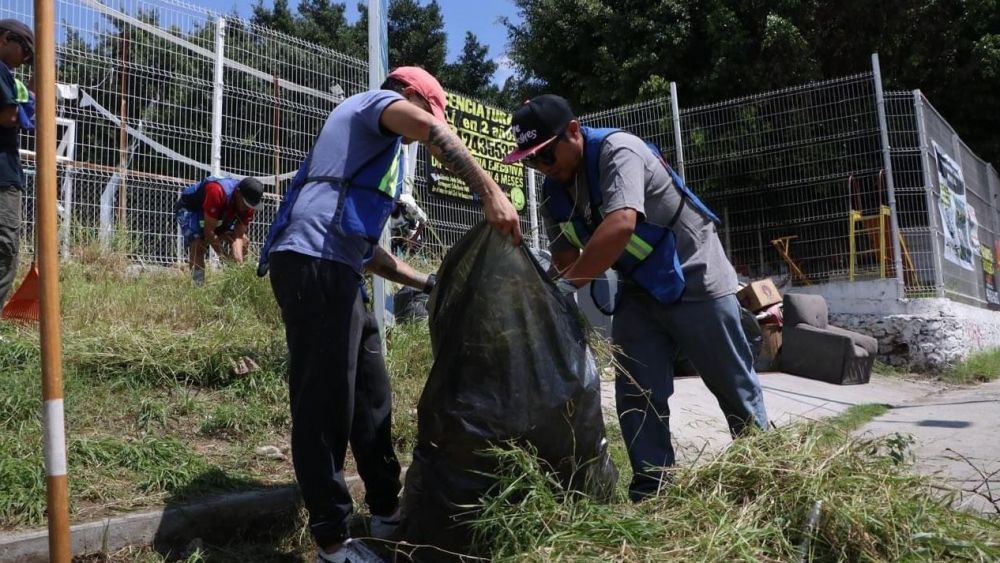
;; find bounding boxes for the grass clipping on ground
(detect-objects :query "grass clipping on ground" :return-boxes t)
[471,405,1000,562]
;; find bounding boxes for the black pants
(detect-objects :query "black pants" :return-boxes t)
[269,251,401,546]
[0,185,22,307]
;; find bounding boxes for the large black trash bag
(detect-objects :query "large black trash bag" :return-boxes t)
[398,222,617,561]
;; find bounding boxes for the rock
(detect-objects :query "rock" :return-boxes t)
[231,356,261,377]
[255,445,287,460]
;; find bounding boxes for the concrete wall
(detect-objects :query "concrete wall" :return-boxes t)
[787,280,1000,370]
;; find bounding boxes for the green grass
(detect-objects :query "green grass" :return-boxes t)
[470,405,1000,562]
[384,320,434,457]
[873,359,908,377]
[0,259,292,530]
[0,250,441,532]
[5,251,997,562]
[73,404,1000,561]
[941,349,1000,384]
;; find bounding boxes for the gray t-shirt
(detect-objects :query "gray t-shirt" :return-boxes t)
[543,131,737,301]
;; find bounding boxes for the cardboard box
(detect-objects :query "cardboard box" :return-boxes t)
[759,325,782,369]
[737,279,782,313]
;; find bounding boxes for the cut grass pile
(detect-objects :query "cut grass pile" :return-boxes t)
[471,405,1000,562]
[80,405,1000,562]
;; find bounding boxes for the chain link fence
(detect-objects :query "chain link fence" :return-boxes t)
[6,0,367,265]
[5,0,999,311]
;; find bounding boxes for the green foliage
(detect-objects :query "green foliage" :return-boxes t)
[251,0,509,104]
[440,32,500,104]
[386,0,447,75]
[503,0,1000,166]
[941,348,1000,384]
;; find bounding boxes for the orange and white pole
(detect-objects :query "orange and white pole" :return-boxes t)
[34,0,72,560]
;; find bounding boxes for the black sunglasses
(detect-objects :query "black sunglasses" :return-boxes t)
[523,135,564,168]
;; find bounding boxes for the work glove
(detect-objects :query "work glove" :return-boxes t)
[423,273,438,295]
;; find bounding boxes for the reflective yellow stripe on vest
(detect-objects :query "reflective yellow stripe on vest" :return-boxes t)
[625,235,654,261]
[560,222,654,261]
[376,146,402,196]
[559,222,585,249]
[14,79,30,104]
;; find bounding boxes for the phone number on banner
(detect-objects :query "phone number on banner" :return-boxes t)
[456,128,517,162]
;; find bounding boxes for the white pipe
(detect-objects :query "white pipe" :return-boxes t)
[211,17,225,177]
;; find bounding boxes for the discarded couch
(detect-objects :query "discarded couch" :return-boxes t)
[398,222,617,561]
[777,293,877,385]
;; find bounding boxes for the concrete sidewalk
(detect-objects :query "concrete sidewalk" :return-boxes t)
[601,372,1000,514]
[601,371,944,462]
[861,379,1000,515]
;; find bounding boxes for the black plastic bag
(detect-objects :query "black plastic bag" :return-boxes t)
[399,222,617,560]
[394,286,429,323]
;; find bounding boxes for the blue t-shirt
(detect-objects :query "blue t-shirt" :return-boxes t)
[270,90,405,273]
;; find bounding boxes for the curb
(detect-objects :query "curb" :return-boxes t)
[0,475,368,562]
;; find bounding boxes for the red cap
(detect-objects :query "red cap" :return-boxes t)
[387,66,447,122]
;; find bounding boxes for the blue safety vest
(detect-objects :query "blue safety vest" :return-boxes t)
[543,126,721,307]
[256,137,403,276]
[14,78,34,130]
[177,176,241,212]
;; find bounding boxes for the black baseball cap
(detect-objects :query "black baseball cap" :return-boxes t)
[238,177,264,209]
[503,94,575,164]
[0,19,34,63]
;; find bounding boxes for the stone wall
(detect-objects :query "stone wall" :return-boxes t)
[787,280,1000,371]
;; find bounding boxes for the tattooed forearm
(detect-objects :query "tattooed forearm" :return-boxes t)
[428,122,497,198]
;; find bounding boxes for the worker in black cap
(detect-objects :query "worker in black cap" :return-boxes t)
[0,18,34,306]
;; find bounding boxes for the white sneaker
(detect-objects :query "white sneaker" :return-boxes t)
[315,539,384,563]
[369,508,402,540]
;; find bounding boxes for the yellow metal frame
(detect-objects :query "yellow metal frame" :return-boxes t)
[849,205,915,283]
[771,235,812,286]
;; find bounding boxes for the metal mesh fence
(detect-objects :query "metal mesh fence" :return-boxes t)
[680,74,887,287]
[6,0,1000,311]
[886,91,938,298]
[919,94,1000,308]
[5,0,367,265]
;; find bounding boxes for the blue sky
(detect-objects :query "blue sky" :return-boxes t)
[201,0,521,85]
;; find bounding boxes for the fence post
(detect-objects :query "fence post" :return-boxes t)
[527,169,540,250]
[912,91,946,297]
[872,54,907,299]
[211,16,225,177]
[59,119,76,257]
[669,82,684,178]
[369,0,391,349]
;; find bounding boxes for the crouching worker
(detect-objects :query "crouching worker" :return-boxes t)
[256,66,519,563]
[175,176,263,285]
[504,95,769,502]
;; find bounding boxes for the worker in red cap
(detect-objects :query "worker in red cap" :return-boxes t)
[0,18,34,307]
[257,66,521,563]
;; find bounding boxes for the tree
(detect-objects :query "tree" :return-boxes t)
[386,0,446,74]
[503,0,1000,165]
[440,32,499,102]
